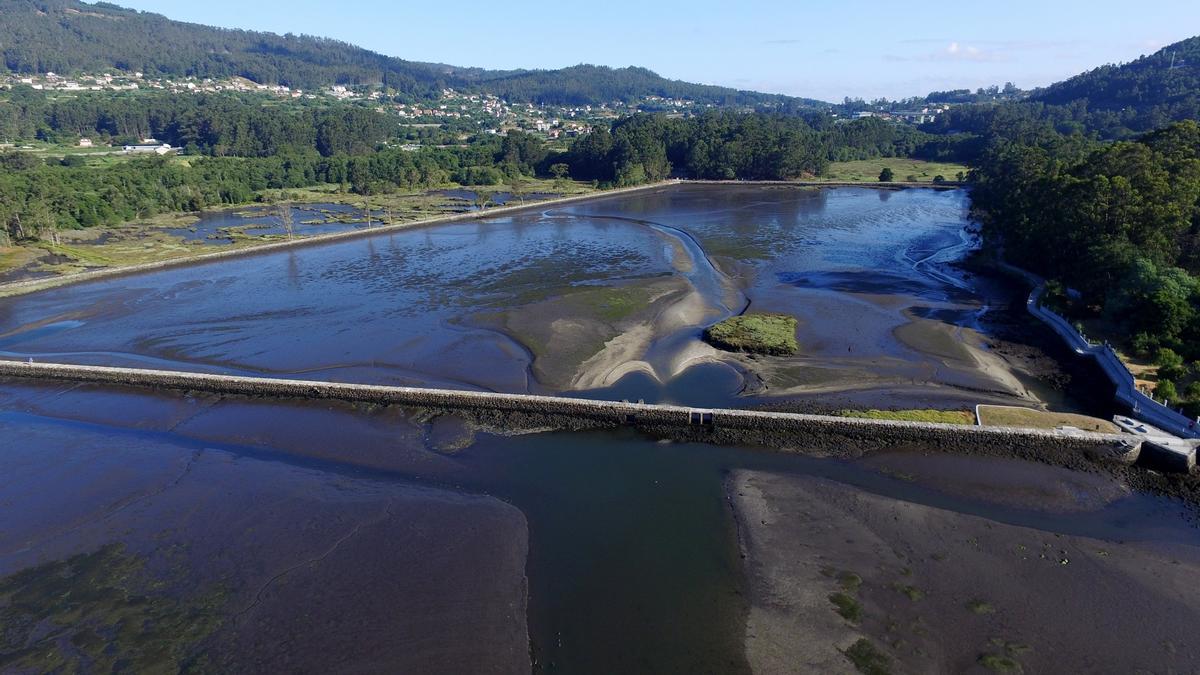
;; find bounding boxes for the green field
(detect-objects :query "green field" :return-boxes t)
[820,158,969,183]
[3,141,192,168]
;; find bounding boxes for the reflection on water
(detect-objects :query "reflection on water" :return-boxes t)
[167,203,378,243]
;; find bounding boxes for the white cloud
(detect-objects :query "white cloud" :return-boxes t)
[886,41,1003,63]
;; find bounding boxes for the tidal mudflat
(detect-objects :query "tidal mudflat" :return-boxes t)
[0,185,1084,413]
[1,184,1191,673]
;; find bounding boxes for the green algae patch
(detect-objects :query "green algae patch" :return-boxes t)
[0,543,227,672]
[828,592,862,623]
[844,638,892,674]
[703,313,799,356]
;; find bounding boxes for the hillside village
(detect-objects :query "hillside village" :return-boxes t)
[1,69,957,152]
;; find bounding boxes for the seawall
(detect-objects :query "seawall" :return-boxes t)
[0,360,1141,470]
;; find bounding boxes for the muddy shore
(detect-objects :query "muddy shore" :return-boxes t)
[730,469,1200,674]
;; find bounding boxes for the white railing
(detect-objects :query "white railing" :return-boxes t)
[1020,277,1200,439]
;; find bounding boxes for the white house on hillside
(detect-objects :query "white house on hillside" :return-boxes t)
[123,143,174,155]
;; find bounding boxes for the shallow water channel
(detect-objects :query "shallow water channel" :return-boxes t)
[2,185,1195,672]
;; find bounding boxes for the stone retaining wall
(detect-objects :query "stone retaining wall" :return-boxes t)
[0,360,1140,469]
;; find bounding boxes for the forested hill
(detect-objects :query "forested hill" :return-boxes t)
[1033,37,1200,109]
[468,65,817,108]
[0,0,811,106]
[1031,36,1200,129]
[0,0,460,96]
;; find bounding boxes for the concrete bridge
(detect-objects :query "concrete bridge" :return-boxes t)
[1,359,1180,472]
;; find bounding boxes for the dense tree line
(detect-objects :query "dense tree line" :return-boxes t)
[924,96,1200,144]
[1032,36,1200,125]
[0,130,551,236]
[970,120,1200,410]
[561,112,935,185]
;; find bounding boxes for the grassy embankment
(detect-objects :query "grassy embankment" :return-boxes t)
[704,314,799,356]
[819,158,969,183]
[836,409,976,425]
[836,406,1116,431]
[976,405,1118,433]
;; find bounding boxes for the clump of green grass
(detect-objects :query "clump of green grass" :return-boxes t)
[978,653,1023,673]
[890,583,924,601]
[967,599,995,615]
[838,571,863,593]
[836,409,976,424]
[844,638,892,675]
[703,313,798,355]
[829,592,863,623]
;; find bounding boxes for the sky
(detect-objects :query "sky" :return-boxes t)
[111,0,1200,101]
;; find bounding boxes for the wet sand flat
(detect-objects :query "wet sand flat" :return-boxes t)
[730,469,1200,674]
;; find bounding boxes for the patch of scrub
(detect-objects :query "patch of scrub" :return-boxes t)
[704,313,799,355]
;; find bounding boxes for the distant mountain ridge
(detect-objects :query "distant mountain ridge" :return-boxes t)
[0,0,823,107]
